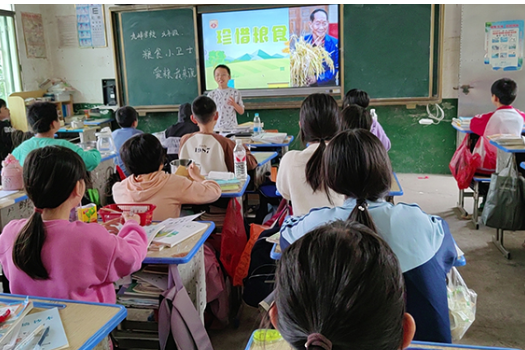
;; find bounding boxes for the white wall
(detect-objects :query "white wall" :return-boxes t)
[14,4,461,103]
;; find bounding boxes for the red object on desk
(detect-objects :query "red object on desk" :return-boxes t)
[0,309,11,323]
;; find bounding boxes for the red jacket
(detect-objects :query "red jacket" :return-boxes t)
[470,105,525,137]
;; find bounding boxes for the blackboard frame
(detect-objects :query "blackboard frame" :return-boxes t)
[109,4,444,111]
[109,4,201,113]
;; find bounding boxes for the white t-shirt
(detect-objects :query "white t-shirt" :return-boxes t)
[208,88,244,130]
[276,143,344,216]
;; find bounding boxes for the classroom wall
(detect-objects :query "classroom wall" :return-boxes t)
[14,4,462,174]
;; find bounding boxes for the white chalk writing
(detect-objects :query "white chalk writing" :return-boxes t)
[152,66,196,80]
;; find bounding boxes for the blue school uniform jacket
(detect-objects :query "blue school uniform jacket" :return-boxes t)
[280,198,457,343]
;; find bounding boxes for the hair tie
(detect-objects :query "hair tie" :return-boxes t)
[305,333,332,350]
[34,208,44,214]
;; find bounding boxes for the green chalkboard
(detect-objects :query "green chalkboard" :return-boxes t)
[117,8,198,107]
[344,4,435,99]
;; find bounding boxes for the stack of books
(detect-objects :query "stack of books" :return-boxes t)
[452,116,473,128]
[207,171,241,192]
[487,134,525,146]
[200,206,227,231]
[117,266,169,309]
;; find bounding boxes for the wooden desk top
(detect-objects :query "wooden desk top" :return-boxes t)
[144,221,214,264]
[253,152,279,167]
[0,294,126,350]
[0,190,29,210]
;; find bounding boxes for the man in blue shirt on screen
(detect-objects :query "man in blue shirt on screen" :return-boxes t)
[304,9,339,86]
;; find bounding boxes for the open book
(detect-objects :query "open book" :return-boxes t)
[0,298,34,350]
[152,221,208,248]
[16,307,68,350]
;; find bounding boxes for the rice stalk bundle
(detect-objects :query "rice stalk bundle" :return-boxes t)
[289,35,335,87]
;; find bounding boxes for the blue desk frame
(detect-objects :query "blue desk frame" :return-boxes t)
[253,151,279,167]
[390,172,404,196]
[143,221,215,264]
[248,135,294,154]
[0,293,127,350]
[244,330,519,350]
[489,139,525,153]
[220,175,251,198]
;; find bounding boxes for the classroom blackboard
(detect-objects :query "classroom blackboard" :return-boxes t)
[111,5,440,108]
[115,7,199,107]
[343,4,436,99]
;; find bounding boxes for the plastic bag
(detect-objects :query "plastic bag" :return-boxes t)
[220,198,247,282]
[472,136,497,174]
[481,154,525,230]
[449,136,480,189]
[447,267,477,341]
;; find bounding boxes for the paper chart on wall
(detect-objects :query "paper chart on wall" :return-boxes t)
[75,4,107,48]
[484,20,524,71]
[21,12,47,58]
[57,15,79,48]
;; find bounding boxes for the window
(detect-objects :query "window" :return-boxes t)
[0,7,21,102]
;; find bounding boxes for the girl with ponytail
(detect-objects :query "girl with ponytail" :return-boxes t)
[271,220,416,350]
[276,93,343,216]
[280,129,458,343]
[0,146,148,304]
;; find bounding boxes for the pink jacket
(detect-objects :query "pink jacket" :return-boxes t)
[0,219,147,304]
[112,170,221,221]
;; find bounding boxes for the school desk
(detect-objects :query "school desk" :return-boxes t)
[220,175,251,198]
[57,126,99,143]
[244,330,520,350]
[0,293,127,350]
[83,118,114,130]
[253,151,279,167]
[114,222,214,348]
[0,152,117,229]
[247,135,294,155]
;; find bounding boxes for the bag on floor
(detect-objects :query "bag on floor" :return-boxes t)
[158,266,214,350]
[447,267,477,341]
[220,198,247,281]
[481,154,525,230]
[203,243,229,328]
[449,136,481,190]
[242,225,280,308]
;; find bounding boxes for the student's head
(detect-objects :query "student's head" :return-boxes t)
[0,99,10,120]
[120,133,165,176]
[491,78,518,106]
[323,129,391,231]
[340,104,372,131]
[178,102,192,123]
[13,146,90,280]
[116,106,139,128]
[270,220,415,350]
[27,102,59,134]
[191,95,218,126]
[344,88,370,108]
[309,9,329,40]
[214,64,231,89]
[299,93,340,194]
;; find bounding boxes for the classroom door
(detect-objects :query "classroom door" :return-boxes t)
[459,5,525,116]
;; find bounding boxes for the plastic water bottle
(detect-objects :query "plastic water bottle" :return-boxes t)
[233,139,247,180]
[253,113,261,135]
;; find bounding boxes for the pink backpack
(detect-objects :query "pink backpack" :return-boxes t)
[158,265,214,350]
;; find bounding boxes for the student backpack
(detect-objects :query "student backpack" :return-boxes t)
[158,265,214,350]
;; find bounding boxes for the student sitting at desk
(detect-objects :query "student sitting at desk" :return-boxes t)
[470,78,525,174]
[0,99,15,169]
[270,221,415,350]
[12,102,101,171]
[276,93,343,216]
[179,95,257,175]
[0,146,148,304]
[112,133,221,221]
[164,102,199,163]
[343,88,391,150]
[280,129,457,343]
[112,106,143,177]
[340,104,391,151]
